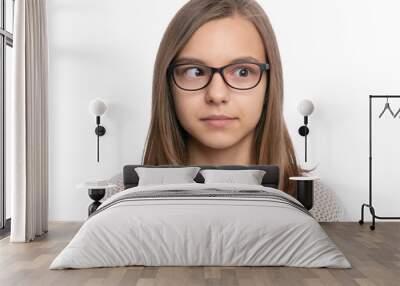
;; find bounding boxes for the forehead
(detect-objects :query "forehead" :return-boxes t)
[176,14,266,65]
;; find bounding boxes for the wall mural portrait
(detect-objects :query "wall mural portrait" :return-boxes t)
[142,0,305,196]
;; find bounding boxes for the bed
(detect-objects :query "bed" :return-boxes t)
[49,164,351,269]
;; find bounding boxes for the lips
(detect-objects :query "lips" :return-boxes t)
[200,114,236,120]
[200,114,238,127]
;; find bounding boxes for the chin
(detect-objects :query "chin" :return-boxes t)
[197,136,239,150]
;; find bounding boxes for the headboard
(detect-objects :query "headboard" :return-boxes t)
[123,164,280,190]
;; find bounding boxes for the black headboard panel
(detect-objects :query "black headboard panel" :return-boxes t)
[123,164,280,190]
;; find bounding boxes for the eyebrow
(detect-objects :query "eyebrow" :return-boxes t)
[174,56,263,65]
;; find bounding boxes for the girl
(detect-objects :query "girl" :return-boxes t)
[142,0,304,196]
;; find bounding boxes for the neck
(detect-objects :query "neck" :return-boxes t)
[187,131,257,166]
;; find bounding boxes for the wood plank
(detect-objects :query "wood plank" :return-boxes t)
[0,222,399,285]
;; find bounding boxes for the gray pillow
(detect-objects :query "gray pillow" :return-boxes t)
[135,167,201,186]
[200,169,266,185]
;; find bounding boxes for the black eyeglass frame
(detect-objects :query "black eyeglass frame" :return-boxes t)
[168,62,270,91]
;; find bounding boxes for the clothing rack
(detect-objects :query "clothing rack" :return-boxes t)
[359,95,400,230]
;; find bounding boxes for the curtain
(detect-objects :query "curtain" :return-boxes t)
[8,0,49,242]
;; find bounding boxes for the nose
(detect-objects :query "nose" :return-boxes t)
[204,72,230,105]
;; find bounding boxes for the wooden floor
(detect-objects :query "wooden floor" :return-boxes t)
[0,222,399,286]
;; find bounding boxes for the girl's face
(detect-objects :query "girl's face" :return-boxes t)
[172,14,267,150]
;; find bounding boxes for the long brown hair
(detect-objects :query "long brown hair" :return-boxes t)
[142,0,305,196]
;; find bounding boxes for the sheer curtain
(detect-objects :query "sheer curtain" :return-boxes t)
[8,0,48,242]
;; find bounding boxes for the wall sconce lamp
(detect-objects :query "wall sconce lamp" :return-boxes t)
[297,99,315,163]
[89,98,107,162]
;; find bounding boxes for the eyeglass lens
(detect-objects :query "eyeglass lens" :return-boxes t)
[172,63,264,90]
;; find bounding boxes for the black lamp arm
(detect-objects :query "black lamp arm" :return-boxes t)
[94,116,106,162]
[303,115,308,125]
[298,115,310,162]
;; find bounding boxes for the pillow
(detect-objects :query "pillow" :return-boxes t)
[135,166,201,186]
[200,169,266,185]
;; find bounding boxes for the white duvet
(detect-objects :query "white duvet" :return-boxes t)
[49,183,351,269]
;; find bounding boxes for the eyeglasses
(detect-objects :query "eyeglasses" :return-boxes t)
[168,62,270,91]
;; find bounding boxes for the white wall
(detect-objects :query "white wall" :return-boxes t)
[47,0,400,221]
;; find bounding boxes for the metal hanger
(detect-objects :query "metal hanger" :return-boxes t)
[378,97,395,118]
[394,104,400,118]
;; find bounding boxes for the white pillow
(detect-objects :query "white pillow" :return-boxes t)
[200,169,266,185]
[135,167,201,186]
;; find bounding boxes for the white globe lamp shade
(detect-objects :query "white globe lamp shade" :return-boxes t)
[89,98,107,116]
[297,99,314,116]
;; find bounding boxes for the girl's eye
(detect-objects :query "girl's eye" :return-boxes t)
[184,66,205,78]
[233,67,251,77]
